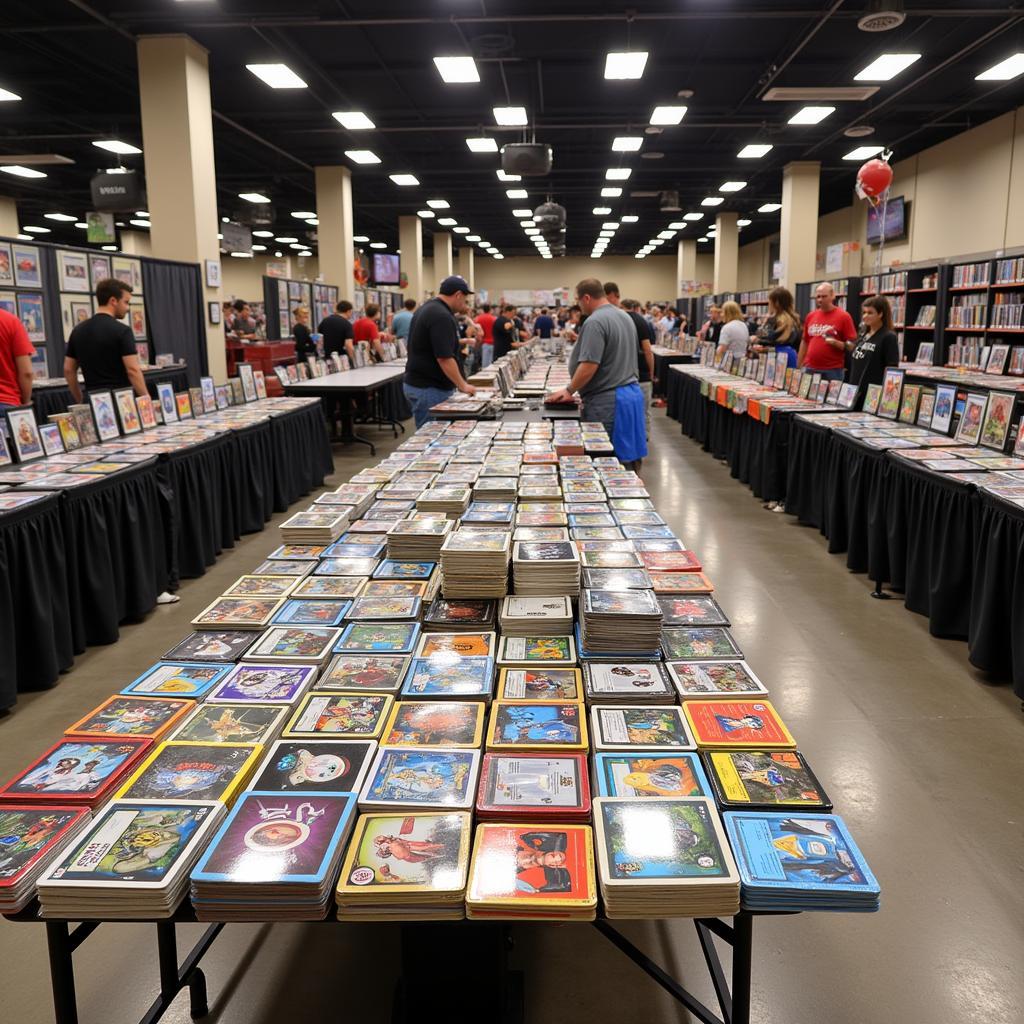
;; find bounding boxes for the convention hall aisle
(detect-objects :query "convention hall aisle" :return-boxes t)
[1,412,1021,1024]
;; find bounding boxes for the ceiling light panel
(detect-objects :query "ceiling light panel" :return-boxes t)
[497,170,522,182]
[493,106,528,126]
[506,189,528,199]
[345,150,381,164]
[738,143,773,158]
[605,52,648,80]
[332,111,375,129]
[239,192,271,203]
[843,145,885,160]
[701,197,724,207]
[606,168,632,180]
[245,63,307,89]
[759,203,782,213]
[854,54,921,81]
[466,137,498,153]
[719,181,747,192]
[612,137,643,152]
[389,173,419,186]
[976,53,1024,81]
[92,140,142,155]
[649,105,687,125]
[601,187,623,198]
[788,106,835,125]
[434,56,479,83]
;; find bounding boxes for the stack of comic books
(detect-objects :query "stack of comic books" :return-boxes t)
[582,662,676,704]
[475,753,592,822]
[190,791,358,920]
[498,596,574,636]
[0,806,92,913]
[465,823,598,920]
[385,518,453,561]
[38,801,225,919]
[422,597,496,632]
[472,476,518,502]
[592,797,740,918]
[278,510,350,544]
[440,530,511,598]
[416,486,472,517]
[335,811,472,920]
[511,541,580,596]
[579,589,663,656]
[723,812,879,912]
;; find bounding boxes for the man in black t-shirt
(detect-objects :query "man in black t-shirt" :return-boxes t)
[403,276,477,427]
[318,301,356,363]
[64,277,147,403]
[493,304,524,360]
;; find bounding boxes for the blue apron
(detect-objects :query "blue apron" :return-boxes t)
[612,382,648,463]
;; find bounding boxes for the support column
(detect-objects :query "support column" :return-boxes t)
[433,232,454,284]
[676,238,697,295]
[137,34,225,381]
[118,230,153,257]
[713,212,739,294]
[779,161,820,290]
[398,215,423,302]
[315,166,355,302]
[457,247,475,292]
[0,197,18,237]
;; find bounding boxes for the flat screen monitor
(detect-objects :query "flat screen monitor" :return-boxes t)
[372,253,400,285]
[866,196,907,245]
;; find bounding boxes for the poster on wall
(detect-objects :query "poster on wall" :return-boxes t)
[204,259,221,289]
[130,299,147,341]
[60,294,94,342]
[17,292,46,342]
[86,212,116,245]
[825,244,844,275]
[266,260,288,279]
[89,254,111,288]
[12,244,41,288]
[0,243,12,286]
[0,291,15,316]
[58,250,90,293]
[112,256,143,295]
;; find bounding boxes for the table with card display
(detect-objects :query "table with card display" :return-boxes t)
[2,390,878,1024]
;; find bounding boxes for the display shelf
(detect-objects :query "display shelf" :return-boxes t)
[907,287,937,294]
[949,284,991,292]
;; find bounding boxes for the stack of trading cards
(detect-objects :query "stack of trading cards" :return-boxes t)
[681,700,796,751]
[416,485,472,517]
[282,693,394,740]
[496,634,577,669]
[592,797,740,918]
[495,667,582,703]
[440,530,511,598]
[591,752,713,799]
[190,791,358,920]
[358,747,481,812]
[459,501,515,530]
[485,702,588,753]
[511,542,580,596]
[169,703,287,745]
[580,589,663,656]
[385,518,454,561]
[580,567,653,591]
[318,654,410,694]
[466,823,597,920]
[0,806,92,913]
[498,596,573,636]
[582,662,676,704]
[422,597,496,632]
[589,706,695,752]
[402,650,496,701]
[704,751,831,812]
[472,476,518,502]
[723,812,879,912]
[38,801,225,919]
[278,510,350,544]
[666,661,768,700]
[657,596,731,629]
[335,811,472,920]
[380,701,485,748]
[475,753,591,822]
[65,694,194,741]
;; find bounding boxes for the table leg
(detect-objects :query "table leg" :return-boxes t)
[731,912,754,1024]
[336,411,376,455]
[45,921,79,1024]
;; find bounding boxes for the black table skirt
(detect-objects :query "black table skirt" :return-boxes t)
[0,494,74,710]
[378,379,412,422]
[270,404,334,511]
[824,433,891,577]
[785,417,833,530]
[232,419,276,532]
[676,374,711,447]
[61,462,170,651]
[653,353,695,397]
[33,368,190,421]
[666,368,686,422]
[885,459,976,638]
[969,493,1024,695]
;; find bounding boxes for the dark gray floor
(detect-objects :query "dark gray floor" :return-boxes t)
[2,412,1023,1024]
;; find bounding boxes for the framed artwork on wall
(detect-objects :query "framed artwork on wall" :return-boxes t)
[205,259,222,288]
[11,244,41,288]
[57,250,90,293]
[5,406,45,462]
[89,390,121,442]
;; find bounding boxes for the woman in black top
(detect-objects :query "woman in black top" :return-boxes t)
[292,306,316,362]
[751,286,801,367]
[849,296,899,401]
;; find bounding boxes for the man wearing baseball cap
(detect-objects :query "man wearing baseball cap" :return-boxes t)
[403,275,477,427]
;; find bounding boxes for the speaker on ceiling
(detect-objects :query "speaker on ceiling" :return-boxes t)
[501,143,553,177]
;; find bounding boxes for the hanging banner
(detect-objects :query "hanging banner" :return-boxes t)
[86,212,116,244]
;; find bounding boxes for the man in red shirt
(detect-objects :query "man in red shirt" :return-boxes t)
[0,307,35,412]
[352,303,389,362]
[474,303,497,368]
[799,282,858,381]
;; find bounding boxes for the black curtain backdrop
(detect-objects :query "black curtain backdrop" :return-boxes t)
[262,276,281,340]
[142,258,206,385]
[37,245,65,379]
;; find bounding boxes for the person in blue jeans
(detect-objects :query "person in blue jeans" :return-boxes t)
[402,276,477,428]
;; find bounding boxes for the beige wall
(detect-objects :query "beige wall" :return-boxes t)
[221,255,322,301]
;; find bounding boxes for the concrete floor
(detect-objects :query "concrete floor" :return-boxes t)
[2,411,1023,1024]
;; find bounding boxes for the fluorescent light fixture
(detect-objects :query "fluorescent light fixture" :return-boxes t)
[605,51,648,80]
[737,219,752,227]
[230,251,253,258]
[245,63,307,89]
[44,213,76,222]
[353,235,369,242]
[22,225,49,233]
[599,231,614,237]
[305,217,319,225]
[252,230,274,237]
[493,106,528,126]
[252,244,267,251]
[454,226,470,234]
[466,137,498,153]
[92,139,142,155]
[288,244,306,250]
[506,189,528,199]
[433,56,479,83]
[467,235,481,241]
[345,149,381,164]
[497,170,522,182]
[855,54,921,81]
[698,236,709,243]
[101,244,117,251]
[389,173,419,186]
[683,212,703,221]
[221,216,229,223]
[75,222,88,229]
[512,209,533,218]
[332,111,375,129]
[602,222,620,229]
[592,207,612,215]
[606,168,632,180]
[600,187,623,198]
[843,145,885,160]
[129,219,151,228]
[437,217,457,226]
[136,210,149,217]
[298,251,313,257]
[650,105,687,125]
[477,240,490,247]
[758,203,782,213]
[493,254,504,259]
[519,220,535,228]
[976,53,1024,80]
[612,136,643,152]
[788,106,835,125]
[417,210,435,218]
[524,228,540,235]
[621,214,639,223]
[239,192,271,203]
[370,242,387,249]
[658,230,676,239]
[275,236,299,243]
[667,222,685,230]
[0,87,21,102]
[720,181,747,192]
[427,199,450,209]
[291,211,316,219]
[701,196,724,206]
[738,143,773,158]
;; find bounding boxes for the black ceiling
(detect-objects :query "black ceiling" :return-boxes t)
[1,1,1023,260]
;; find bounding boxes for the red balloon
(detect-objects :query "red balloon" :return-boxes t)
[856,159,893,199]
